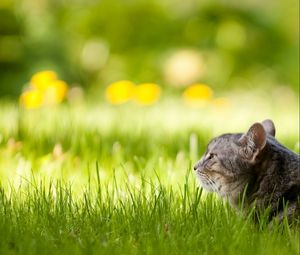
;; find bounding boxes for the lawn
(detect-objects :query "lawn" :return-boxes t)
[0,95,299,255]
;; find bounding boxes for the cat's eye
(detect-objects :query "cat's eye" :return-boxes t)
[207,153,216,160]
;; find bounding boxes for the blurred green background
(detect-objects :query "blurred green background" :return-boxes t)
[0,0,299,98]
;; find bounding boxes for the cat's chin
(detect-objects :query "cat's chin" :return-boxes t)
[200,184,215,193]
[197,176,232,198]
[196,176,216,193]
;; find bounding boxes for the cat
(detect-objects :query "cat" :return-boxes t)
[193,119,300,223]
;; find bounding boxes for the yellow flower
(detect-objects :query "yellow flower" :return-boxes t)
[43,80,69,104]
[20,71,69,108]
[133,83,161,105]
[105,80,135,104]
[20,89,43,109]
[183,84,213,107]
[30,70,58,91]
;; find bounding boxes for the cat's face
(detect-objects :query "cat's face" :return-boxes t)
[194,134,249,197]
[194,120,275,198]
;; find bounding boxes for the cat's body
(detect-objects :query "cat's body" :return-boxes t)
[194,120,300,223]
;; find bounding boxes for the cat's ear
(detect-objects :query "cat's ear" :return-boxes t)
[261,119,275,137]
[238,123,266,161]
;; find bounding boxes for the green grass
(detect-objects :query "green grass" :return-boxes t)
[1,174,299,255]
[0,96,299,255]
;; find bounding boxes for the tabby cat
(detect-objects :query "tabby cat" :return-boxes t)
[194,119,300,223]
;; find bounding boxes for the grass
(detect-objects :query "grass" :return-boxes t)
[0,94,299,255]
[0,174,299,255]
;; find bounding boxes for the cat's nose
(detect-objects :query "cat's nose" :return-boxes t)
[193,160,202,171]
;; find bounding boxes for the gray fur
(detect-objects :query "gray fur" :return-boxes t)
[194,119,300,223]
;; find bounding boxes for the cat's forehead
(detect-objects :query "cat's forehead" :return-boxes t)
[207,133,241,152]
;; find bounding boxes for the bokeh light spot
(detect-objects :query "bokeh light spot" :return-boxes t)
[81,39,110,71]
[216,21,247,50]
[163,50,205,87]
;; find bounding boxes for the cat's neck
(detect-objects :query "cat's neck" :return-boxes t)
[256,138,298,174]
[243,139,299,209]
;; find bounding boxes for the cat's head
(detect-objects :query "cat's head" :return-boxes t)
[193,119,275,198]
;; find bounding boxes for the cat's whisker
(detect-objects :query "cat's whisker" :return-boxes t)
[206,177,219,193]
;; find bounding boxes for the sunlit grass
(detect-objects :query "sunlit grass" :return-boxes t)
[0,171,299,255]
[0,91,299,254]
